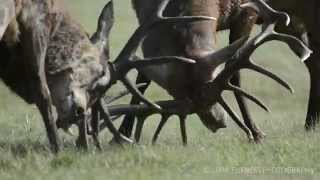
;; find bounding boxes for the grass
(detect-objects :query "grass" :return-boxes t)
[0,0,319,179]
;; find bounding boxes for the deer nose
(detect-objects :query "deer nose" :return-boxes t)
[74,105,85,118]
[71,89,87,118]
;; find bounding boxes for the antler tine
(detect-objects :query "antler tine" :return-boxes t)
[208,53,284,112]
[104,83,148,104]
[241,0,312,61]
[241,0,290,26]
[221,28,295,94]
[121,76,162,109]
[226,82,270,112]
[218,97,254,142]
[157,0,216,23]
[98,99,134,144]
[247,59,294,93]
[106,100,190,145]
[107,100,191,117]
[261,28,312,61]
[96,115,122,134]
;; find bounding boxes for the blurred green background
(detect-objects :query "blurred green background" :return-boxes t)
[0,0,318,179]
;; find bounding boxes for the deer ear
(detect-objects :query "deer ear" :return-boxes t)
[90,1,114,60]
[0,0,16,40]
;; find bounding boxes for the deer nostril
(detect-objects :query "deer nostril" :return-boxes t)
[71,89,88,118]
[75,106,85,117]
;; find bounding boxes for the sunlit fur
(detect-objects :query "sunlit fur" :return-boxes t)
[0,0,106,129]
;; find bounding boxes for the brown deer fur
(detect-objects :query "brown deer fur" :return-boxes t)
[1,0,206,150]
[0,0,111,151]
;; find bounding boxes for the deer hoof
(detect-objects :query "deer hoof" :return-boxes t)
[253,132,266,143]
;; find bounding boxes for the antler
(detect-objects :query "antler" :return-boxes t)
[97,0,215,110]
[241,0,312,61]
[101,0,313,144]
[89,0,214,146]
[106,99,193,144]
[205,0,312,129]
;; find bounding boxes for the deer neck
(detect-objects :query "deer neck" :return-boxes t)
[184,0,220,58]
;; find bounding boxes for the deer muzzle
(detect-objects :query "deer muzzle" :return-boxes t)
[197,104,228,133]
[56,88,89,130]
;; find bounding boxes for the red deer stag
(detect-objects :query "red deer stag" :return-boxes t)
[113,0,311,144]
[194,0,320,135]
[259,0,320,130]
[0,0,207,151]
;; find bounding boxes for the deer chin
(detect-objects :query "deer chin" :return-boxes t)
[197,104,228,133]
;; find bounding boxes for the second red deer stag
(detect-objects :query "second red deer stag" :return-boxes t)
[114,0,311,144]
[260,0,320,130]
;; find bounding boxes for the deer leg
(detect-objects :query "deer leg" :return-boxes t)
[152,114,170,145]
[179,115,187,146]
[229,8,265,142]
[305,50,320,130]
[229,73,266,142]
[134,116,147,143]
[31,22,61,152]
[118,73,151,138]
[36,98,60,153]
[76,115,89,150]
[98,102,133,145]
[91,104,102,150]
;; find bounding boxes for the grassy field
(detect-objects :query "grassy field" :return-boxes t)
[0,0,319,179]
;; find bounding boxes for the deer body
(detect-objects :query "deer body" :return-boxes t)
[0,0,109,151]
[119,0,259,137]
[265,0,320,129]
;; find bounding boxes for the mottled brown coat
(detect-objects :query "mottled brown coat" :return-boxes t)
[0,0,109,151]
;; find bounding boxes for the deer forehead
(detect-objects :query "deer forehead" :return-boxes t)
[47,44,102,89]
[46,28,103,89]
[46,20,101,73]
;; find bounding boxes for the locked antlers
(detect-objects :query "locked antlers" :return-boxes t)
[89,0,214,146]
[201,0,312,140]
[100,0,312,144]
[93,0,215,110]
